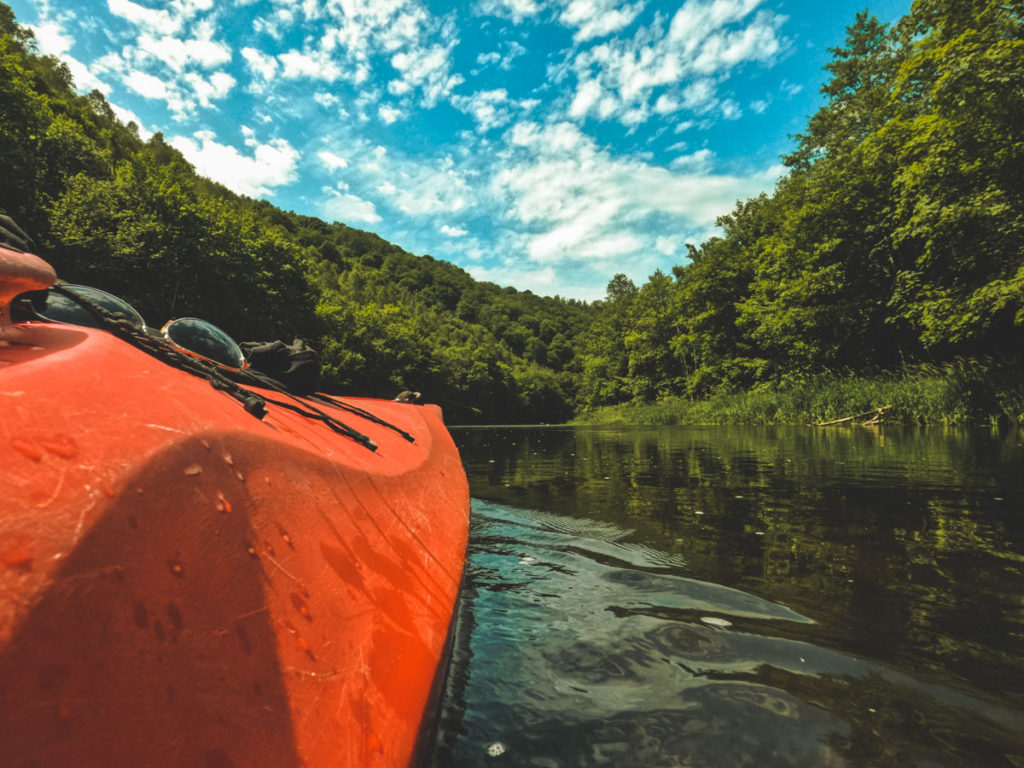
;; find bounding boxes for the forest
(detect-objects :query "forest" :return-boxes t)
[575,0,1024,424]
[2,0,1022,424]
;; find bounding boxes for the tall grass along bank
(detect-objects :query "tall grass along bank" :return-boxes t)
[573,361,1024,427]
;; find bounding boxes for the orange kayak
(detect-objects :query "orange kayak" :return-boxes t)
[0,246,470,767]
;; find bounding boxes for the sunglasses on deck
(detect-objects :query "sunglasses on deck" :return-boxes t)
[20,284,248,371]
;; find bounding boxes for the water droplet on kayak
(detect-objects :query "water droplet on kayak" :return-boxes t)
[222,452,234,466]
[215,492,232,514]
[1,539,32,569]
[11,438,43,462]
[290,592,312,621]
[264,541,276,557]
[486,741,507,757]
[40,434,78,459]
[277,523,293,548]
[184,464,203,476]
[700,616,732,628]
[201,439,211,451]
[235,471,245,482]
[167,558,185,578]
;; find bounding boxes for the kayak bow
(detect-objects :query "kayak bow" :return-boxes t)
[0,245,470,767]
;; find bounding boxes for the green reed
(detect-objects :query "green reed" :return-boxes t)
[573,360,1024,426]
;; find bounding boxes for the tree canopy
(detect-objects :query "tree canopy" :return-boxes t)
[577,0,1024,409]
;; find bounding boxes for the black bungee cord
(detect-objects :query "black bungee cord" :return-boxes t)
[45,282,394,451]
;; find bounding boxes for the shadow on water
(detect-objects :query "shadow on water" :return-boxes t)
[427,425,1024,767]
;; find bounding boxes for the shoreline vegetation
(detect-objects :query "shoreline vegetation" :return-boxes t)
[572,360,1024,427]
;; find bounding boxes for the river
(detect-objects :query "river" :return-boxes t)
[424,425,1024,767]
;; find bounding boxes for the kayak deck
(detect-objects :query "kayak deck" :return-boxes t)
[0,320,469,767]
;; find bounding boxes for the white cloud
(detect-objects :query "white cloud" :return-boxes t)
[491,120,780,268]
[558,0,645,42]
[468,262,561,294]
[107,0,182,35]
[326,142,473,217]
[655,236,678,255]
[568,0,785,125]
[654,93,679,114]
[389,44,463,107]
[82,1,239,119]
[451,89,514,132]
[313,91,339,108]
[378,105,403,124]
[475,0,545,23]
[490,41,528,71]
[170,131,299,197]
[441,224,468,237]
[318,151,349,171]
[781,80,803,98]
[252,16,284,39]
[109,102,153,139]
[29,20,73,56]
[28,20,111,93]
[321,188,382,224]
[125,70,170,100]
[669,148,713,172]
[278,50,342,81]
[184,71,236,107]
[247,0,464,109]
[570,79,602,118]
[242,46,278,84]
[134,24,231,72]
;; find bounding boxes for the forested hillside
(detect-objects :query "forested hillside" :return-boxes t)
[0,2,593,423]
[577,0,1024,417]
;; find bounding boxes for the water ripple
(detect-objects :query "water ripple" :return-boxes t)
[428,498,1024,767]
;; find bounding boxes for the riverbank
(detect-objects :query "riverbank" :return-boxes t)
[572,360,1024,427]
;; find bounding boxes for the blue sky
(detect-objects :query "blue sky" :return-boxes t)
[10,0,912,299]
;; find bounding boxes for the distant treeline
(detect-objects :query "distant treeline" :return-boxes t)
[2,0,1022,425]
[575,0,1024,417]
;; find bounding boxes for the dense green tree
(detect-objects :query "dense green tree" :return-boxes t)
[578,0,1024,411]
[881,0,1024,354]
[577,274,637,408]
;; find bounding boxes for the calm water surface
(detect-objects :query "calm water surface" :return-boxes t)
[426,426,1024,768]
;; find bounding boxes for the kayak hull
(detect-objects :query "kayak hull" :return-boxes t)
[0,317,469,766]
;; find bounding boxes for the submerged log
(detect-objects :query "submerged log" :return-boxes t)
[815,406,891,427]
